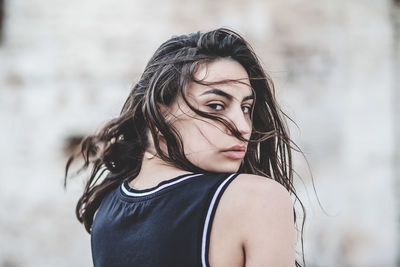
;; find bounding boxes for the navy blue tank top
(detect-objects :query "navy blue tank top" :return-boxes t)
[91,172,239,267]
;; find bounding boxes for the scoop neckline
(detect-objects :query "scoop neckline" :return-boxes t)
[120,173,204,198]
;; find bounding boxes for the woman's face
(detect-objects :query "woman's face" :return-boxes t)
[162,58,254,173]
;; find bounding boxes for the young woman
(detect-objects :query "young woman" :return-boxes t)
[66,28,305,267]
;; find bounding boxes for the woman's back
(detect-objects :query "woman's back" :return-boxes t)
[91,172,239,267]
[92,172,294,267]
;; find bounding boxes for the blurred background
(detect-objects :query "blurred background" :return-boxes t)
[0,0,398,266]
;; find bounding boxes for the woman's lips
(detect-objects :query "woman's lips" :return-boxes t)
[221,150,246,159]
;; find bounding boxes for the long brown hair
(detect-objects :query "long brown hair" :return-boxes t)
[65,28,306,266]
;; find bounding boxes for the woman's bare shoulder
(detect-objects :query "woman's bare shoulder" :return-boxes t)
[222,173,295,266]
[220,173,293,224]
[230,173,292,202]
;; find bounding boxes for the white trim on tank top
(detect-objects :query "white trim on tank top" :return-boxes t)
[121,173,203,197]
[201,173,237,267]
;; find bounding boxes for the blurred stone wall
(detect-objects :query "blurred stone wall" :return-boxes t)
[0,0,398,266]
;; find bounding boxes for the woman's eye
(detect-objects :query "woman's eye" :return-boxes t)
[207,103,224,111]
[242,106,252,114]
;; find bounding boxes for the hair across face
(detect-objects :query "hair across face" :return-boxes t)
[158,58,254,173]
[136,30,284,176]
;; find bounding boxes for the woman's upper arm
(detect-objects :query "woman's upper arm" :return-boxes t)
[237,174,295,267]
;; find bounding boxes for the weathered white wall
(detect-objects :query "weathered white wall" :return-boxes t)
[0,0,398,266]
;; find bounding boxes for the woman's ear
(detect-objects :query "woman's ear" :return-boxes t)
[157,102,175,122]
[157,103,169,117]
[154,103,169,138]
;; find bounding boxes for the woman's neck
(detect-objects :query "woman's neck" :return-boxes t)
[129,152,192,190]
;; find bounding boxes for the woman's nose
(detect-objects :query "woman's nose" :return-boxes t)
[235,116,251,135]
[226,109,251,135]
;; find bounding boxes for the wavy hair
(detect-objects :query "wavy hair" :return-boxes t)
[65,28,306,266]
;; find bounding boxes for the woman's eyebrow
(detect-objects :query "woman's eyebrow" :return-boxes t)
[200,88,254,102]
